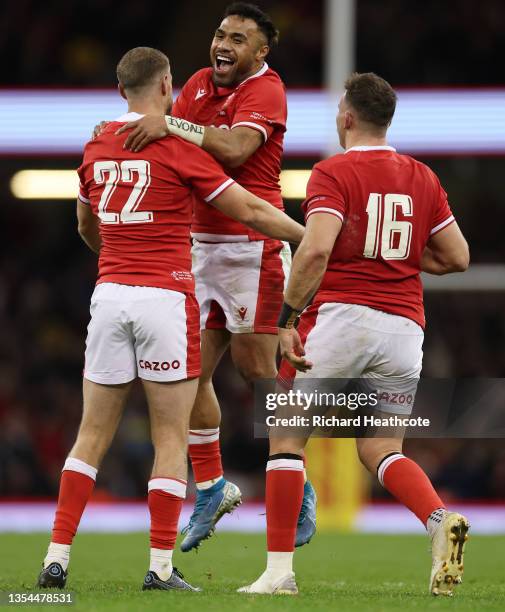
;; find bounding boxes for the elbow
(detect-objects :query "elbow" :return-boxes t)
[78,220,95,244]
[77,222,88,240]
[451,243,470,272]
[451,252,470,273]
[222,152,246,168]
[301,246,332,267]
[221,145,250,168]
[238,205,256,228]
[445,247,470,273]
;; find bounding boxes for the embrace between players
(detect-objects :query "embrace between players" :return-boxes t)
[38,2,471,598]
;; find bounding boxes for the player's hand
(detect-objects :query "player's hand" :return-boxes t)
[92,121,110,140]
[116,115,169,152]
[279,327,313,372]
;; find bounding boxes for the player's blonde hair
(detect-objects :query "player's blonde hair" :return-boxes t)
[116,47,169,93]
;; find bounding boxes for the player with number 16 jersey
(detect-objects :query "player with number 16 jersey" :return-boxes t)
[303,145,455,329]
[244,72,470,598]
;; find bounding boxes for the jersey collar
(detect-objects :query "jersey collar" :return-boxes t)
[116,112,145,121]
[238,62,269,87]
[345,145,396,154]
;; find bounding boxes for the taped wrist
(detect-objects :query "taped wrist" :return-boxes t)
[165,115,205,147]
[277,302,302,329]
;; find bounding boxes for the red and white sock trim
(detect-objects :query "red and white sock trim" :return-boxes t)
[148,478,187,499]
[62,457,97,481]
[266,458,304,472]
[377,452,405,486]
[188,428,220,445]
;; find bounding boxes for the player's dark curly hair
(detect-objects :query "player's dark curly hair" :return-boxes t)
[344,72,397,129]
[223,2,279,46]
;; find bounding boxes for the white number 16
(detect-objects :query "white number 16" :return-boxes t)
[363,193,413,260]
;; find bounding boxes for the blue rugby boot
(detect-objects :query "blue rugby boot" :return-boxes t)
[180,479,241,552]
[295,480,317,547]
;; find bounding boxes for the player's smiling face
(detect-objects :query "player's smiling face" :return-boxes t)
[210,15,268,87]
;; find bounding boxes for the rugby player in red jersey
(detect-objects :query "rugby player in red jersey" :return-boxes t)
[114,3,317,551]
[37,46,303,592]
[239,73,471,596]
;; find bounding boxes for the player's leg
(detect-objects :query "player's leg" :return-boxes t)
[188,328,230,490]
[39,379,131,587]
[141,378,200,591]
[38,283,136,588]
[356,433,469,595]
[181,327,243,551]
[231,330,318,547]
[238,433,307,595]
[357,311,469,596]
[129,288,200,590]
[239,304,334,595]
[182,239,242,551]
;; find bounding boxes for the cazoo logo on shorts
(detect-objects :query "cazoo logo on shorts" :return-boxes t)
[139,359,181,371]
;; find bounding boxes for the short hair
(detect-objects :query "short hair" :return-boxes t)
[344,72,397,129]
[116,47,169,93]
[223,2,279,46]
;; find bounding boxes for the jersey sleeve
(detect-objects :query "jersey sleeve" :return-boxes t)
[231,79,286,142]
[302,164,346,223]
[77,163,90,205]
[175,140,235,203]
[428,169,455,236]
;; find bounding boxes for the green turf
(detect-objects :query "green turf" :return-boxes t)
[0,532,503,611]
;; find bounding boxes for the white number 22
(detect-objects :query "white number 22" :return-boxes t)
[363,193,413,260]
[94,160,153,224]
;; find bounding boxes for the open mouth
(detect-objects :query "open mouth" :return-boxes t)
[214,54,236,76]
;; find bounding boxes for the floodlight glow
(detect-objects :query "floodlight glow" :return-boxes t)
[279,170,311,199]
[10,170,79,199]
[10,169,312,200]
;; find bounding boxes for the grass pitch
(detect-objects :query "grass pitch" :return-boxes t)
[1,532,504,611]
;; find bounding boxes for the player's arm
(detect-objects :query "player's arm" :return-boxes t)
[201,125,262,167]
[76,200,101,254]
[421,222,469,275]
[284,213,341,309]
[278,213,342,372]
[211,183,304,243]
[117,115,262,167]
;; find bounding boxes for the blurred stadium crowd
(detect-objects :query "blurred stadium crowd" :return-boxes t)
[1,0,504,87]
[1,0,504,503]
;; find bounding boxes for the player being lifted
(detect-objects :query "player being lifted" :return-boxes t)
[114,2,317,551]
[37,47,303,592]
[239,73,470,596]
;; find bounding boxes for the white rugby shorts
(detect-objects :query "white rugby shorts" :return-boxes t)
[84,283,200,384]
[191,238,291,334]
[279,302,424,415]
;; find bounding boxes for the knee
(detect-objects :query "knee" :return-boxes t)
[269,438,306,457]
[356,440,402,474]
[234,355,276,383]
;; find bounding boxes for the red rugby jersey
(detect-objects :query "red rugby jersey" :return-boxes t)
[77,113,235,292]
[303,146,455,328]
[173,63,287,241]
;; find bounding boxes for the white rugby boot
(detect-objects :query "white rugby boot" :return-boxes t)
[430,511,470,596]
[237,570,298,595]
